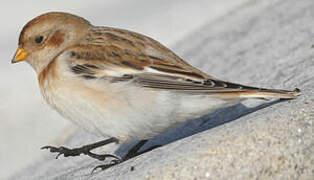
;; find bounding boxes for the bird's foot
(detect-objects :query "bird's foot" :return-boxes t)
[41,137,120,161]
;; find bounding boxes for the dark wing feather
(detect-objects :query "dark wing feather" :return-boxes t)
[127,73,263,93]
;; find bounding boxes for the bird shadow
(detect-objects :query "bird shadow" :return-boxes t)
[115,99,285,156]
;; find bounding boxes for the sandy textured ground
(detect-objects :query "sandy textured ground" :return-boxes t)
[6,0,314,179]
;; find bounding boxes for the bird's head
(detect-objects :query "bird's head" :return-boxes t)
[12,12,91,73]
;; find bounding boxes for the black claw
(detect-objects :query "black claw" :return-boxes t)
[91,167,99,174]
[41,146,62,154]
[91,160,120,174]
[91,166,104,174]
[84,151,120,161]
[56,153,62,159]
[41,146,50,149]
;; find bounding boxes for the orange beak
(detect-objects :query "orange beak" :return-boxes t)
[12,47,28,63]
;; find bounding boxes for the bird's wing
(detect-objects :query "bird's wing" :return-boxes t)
[84,26,213,78]
[54,26,300,99]
[56,44,266,94]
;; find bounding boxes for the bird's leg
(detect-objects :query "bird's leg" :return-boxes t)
[123,140,162,159]
[92,140,162,173]
[123,140,148,160]
[41,137,120,161]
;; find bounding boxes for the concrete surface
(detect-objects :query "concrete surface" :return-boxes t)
[8,0,314,179]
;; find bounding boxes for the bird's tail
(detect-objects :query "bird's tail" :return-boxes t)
[213,87,301,100]
[236,88,301,99]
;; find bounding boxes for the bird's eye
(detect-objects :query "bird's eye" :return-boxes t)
[35,36,44,44]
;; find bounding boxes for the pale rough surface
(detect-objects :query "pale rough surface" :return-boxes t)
[9,0,314,179]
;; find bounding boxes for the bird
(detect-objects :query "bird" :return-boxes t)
[12,12,301,171]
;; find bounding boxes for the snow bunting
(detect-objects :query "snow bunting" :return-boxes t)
[12,12,301,170]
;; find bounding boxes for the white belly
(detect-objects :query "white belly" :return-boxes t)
[40,78,240,141]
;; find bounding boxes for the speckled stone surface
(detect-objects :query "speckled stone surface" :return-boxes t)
[9,0,314,179]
